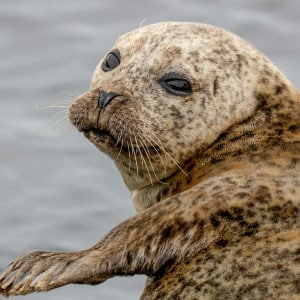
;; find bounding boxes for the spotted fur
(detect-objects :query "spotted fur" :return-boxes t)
[0,22,299,299]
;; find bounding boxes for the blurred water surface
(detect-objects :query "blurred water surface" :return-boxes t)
[0,1,299,299]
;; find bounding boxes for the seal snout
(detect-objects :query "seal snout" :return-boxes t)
[98,90,120,109]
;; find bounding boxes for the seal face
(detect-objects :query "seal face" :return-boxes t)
[1,22,299,299]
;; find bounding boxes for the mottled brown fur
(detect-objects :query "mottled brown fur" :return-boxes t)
[0,22,299,299]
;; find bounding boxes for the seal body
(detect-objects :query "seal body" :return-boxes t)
[0,22,299,299]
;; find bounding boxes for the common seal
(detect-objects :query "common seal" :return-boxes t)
[0,22,299,299]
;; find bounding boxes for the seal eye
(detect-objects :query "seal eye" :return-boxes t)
[158,73,192,96]
[102,49,121,72]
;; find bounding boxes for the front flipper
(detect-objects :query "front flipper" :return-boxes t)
[0,191,226,297]
[0,250,108,297]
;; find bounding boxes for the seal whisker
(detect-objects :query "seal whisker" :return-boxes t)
[53,116,71,128]
[40,106,73,139]
[133,133,154,185]
[35,99,73,111]
[129,135,139,176]
[140,129,168,178]
[137,132,166,184]
[133,119,169,172]
[134,118,187,176]
[118,122,132,171]
[107,113,118,131]
[115,121,125,162]
[50,110,70,122]
[146,130,188,176]
[64,124,75,136]
[112,119,124,147]
[64,90,81,99]
[115,135,124,162]
[127,137,132,172]
[137,124,168,174]
[114,128,123,147]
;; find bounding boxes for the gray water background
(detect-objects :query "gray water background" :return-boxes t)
[0,1,299,299]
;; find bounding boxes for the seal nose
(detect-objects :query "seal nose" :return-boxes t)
[98,91,119,109]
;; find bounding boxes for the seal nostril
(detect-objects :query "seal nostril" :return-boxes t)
[98,91,120,109]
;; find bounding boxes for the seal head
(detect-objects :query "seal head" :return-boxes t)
[69,22,297,211]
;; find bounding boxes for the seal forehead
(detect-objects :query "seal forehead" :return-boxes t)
[115,22,213,58]
[110,22,254,81]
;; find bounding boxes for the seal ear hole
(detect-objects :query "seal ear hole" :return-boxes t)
[158,72,192,96]
[102,49,121,72]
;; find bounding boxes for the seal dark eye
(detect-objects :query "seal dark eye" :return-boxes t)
[158,72,192,96]
[102,49,121,72]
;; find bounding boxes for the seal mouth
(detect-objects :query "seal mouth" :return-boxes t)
[84,128,114,144]
[84,128,161,155]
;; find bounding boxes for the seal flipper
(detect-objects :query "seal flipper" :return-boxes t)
[0,190,217,296]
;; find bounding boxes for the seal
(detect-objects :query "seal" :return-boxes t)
[1,22,299,299]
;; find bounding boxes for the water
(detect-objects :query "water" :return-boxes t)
[0,1,299,299]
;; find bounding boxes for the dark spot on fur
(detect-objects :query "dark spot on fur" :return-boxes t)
[213,78,218,96]
[245,132,254,138]
[254,186,272,203]
[217,131,229,142]
[247,202,255,208]
[290,157,299,167]
[280,202,299,219]
[186,176,192,184]
[126,252,132,265]
[249,144,258,152]
[211,157,223,164]
[210,216,220,228]
[275,128,283,135]
[239,220,247,227]
[242,229,257,237]
[215,239,229,247]
[241,222,260,236]
[216,143,224,151]
[275,85,283,95]
[197,219,205,232]
[218,210,233,220]
[162,188,169,196]
[173,182,180,193]
[231,207,244,219]
[288,124,298,132]
[233,150,243,157]
[230,136,243,143]
[235,192,250,199]
[212,185,221,191]
[144,244,151,257]
[160,226,174,240]
[270,205,281,223]
[292,280,300,294]
[246,209,256,218]
[187,163,196,172]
